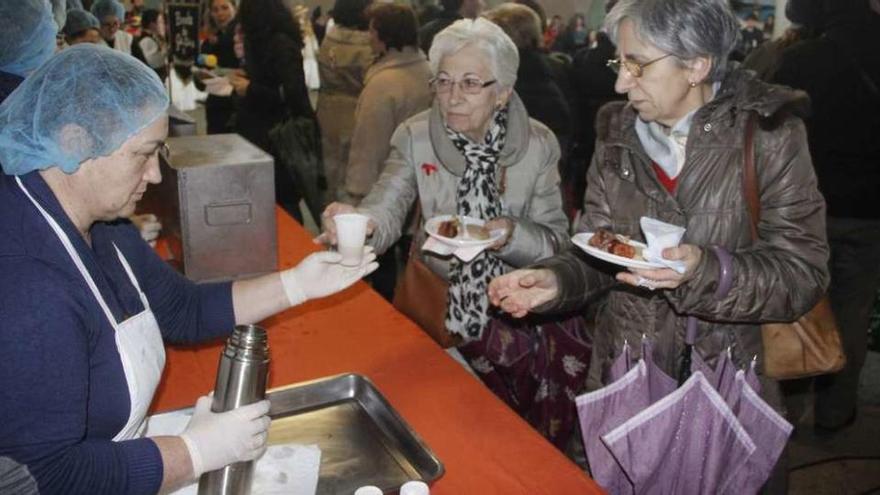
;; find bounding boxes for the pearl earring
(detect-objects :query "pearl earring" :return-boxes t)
[689,81,698,88]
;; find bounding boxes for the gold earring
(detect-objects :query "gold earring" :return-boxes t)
[689,81,698,88]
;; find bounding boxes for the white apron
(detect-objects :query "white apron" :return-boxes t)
[16,177,166,441]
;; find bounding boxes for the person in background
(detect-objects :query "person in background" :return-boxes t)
[198,0,240,135]
[544,14,563,49]
[321,20,572,440]
[235,0,314,220]
[567,0,622,217]
[740,12,764,56]
[418,0,484,54]
[344,2,433,299]
[490,1,829,491]
[513,0,546,32]
[311,6,328,44]
[63,8,103,46]
[132,9,168,82]
[772,0,880,436]
[763,13,775,38]
[293,4,321,92]
[743,2,819,83]
[316,0,375,207]
[552,13,588,54]
[91,0,133,54]
[483,4,572,164]
[0,44,377,495]
[0,0,57,104]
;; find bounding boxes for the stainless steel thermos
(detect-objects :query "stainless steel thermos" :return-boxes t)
[198,324,270,495]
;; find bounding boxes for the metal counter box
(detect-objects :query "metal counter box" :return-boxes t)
[139,134,277,282]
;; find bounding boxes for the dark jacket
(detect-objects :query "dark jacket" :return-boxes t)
[418,11,461,55]
[772,12,880,219]
[514,48,572,152]
[198,18,240,134]
[235,31,312,153]
[537,69,830,389]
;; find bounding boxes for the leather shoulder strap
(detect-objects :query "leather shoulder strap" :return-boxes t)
[742,112,760,241]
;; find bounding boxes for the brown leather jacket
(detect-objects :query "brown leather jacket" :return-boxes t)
[538,68,830,387]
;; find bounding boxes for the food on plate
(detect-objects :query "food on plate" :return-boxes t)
[588,228,640,259]
[436,217,491,240]
[437,217,461,238]
[464,224,490,240]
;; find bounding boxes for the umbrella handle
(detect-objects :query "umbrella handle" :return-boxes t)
[710,245,734,300]
[679,316,699,385]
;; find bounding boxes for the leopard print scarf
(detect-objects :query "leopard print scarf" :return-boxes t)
[444,107,508,340]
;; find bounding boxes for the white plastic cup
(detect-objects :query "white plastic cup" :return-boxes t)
[400,480,430,495]
[353,486,383,495]
[334,213,369,266]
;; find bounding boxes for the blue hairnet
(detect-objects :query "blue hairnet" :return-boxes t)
[90,0,124,21]
[63,9,99,36]
[0,0,58,77]
[0,44,169,176]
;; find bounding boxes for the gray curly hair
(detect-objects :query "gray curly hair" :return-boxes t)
[604,0,740,82]
[428,18,520,90]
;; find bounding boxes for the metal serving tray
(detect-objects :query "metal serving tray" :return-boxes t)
[266,373,444,494]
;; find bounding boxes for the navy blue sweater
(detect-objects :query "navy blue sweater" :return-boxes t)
[0,172,236,494]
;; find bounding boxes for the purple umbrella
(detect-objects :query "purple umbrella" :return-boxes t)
[575,246,792,494]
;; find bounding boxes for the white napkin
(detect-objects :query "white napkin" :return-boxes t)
[145,410,321,495]
[421,236,488,262]
[203,76,234,97]
[640,216,687,273]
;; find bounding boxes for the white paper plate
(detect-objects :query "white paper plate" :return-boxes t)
[572,232,665,270]
[425,215,505,248]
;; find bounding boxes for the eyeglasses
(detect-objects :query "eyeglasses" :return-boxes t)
[159,143,170,160]
[430,75,497,95]
[606,53,673,78]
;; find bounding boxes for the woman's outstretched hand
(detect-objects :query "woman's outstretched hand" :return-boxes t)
[616,244,703,290]
[489,268,559,318]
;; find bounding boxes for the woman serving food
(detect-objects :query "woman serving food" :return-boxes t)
[0,45,376,495]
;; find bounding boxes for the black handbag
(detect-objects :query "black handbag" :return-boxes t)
[268,114,325,222]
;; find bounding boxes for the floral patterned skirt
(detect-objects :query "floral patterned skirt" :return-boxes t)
[458,312,592,450]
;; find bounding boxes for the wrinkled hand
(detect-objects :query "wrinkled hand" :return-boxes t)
[179,396,271,477]
[616,244,703,291]
[488,268,559,318]
[485,217,514,250]
[314,202,376,246]
[130,213,162,247]
[280,248,378,306]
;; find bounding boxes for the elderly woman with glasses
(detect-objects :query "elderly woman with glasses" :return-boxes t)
[320,18,574,425]
[491,0,827,481]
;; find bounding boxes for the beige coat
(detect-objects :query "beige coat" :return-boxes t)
[315,27,373,207]
[344,47,433,203]
[357,93,571,280]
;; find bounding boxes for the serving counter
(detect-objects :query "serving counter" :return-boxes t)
[150,208,603,494]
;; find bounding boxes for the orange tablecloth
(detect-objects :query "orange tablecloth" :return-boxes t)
[151,208,603,494]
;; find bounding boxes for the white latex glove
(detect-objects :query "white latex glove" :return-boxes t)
[280,247,379,306]
[130,213,162,246]
[179,396,271,477]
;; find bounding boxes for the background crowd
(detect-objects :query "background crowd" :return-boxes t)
[1,0,879,493]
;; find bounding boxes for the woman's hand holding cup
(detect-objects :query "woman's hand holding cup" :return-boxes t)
[316,203,374,245]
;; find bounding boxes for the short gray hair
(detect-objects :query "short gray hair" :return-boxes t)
[604,0,740,82]
[428,18,520,90]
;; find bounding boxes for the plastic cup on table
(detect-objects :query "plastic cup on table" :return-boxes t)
[334,213,369,266]
[400,480,430,495]
[353,486,383,495]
